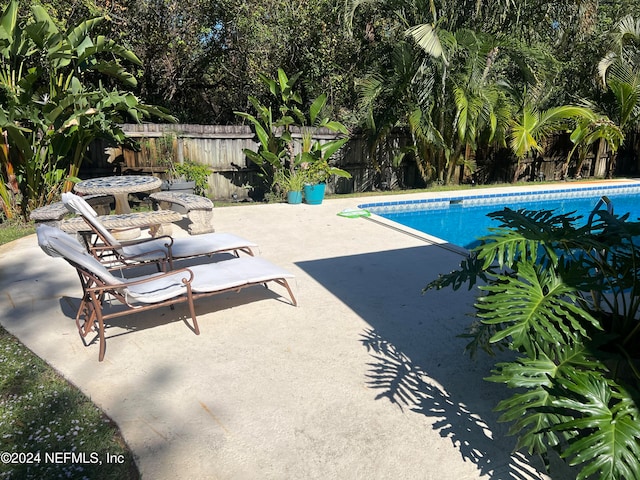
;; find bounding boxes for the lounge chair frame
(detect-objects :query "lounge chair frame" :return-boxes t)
[71,260,199,361]
[37,225,297,361]
[62,192,256,271]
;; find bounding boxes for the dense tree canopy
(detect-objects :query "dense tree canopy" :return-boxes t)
[3,0,638,127]
[3,0,640,191]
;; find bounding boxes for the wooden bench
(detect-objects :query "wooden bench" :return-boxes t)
[30,195,114,227]
[149,191,214,235]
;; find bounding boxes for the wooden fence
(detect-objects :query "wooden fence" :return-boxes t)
[85,124,617,201]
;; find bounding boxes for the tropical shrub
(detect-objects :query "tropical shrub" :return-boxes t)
[0,0,174,220]
[425,205,640,479]
[235,68,349,200]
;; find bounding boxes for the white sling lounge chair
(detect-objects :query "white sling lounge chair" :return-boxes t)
[37,224,297,361]
[62,192,257,270]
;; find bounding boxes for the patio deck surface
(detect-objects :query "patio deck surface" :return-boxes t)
[2,182,626,479]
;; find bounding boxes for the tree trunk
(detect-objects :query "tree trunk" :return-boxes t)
[606,151,618,179]
[445,143,464,185]
[512,159,526,183]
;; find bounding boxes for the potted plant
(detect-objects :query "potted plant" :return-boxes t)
[297,125,351,205]
[275,168,306,204]
[153,133,211,196]
[236,69,351,203]
[169,160,211,196]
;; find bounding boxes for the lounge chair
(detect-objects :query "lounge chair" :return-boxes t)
[62,192,257,270]
[37,224,297,361]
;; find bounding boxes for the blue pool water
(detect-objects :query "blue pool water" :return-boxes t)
[360,185,640,249]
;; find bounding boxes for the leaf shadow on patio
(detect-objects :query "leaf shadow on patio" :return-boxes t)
[296,244,574,480]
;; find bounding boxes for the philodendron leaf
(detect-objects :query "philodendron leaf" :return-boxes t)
[487,346,607,456]
[488,357,564,454]
[477,262,601,353]
[423,253,490,292]
[551,371,640,480]
[474,227,541,269]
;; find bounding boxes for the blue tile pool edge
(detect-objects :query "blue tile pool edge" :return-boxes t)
[358,183,640,214]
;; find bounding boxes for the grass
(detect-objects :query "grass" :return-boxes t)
[0,221,140,480]
[0,221,34,244]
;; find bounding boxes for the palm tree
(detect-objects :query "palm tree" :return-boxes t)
[354,19,520,185]
[346,0,632,185]
[509,104,595,181]
[346,0,579,185]
[595,15,640,177]
[354,40,441,185]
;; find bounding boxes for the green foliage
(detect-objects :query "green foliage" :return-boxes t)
[236,68,350,199]
[425,206,640,479]
[273,168,305,196]
[117,0,230,124]
[0,0,175,218]
[110,0,360,125]
[0,326,138,479]
[234,68,301,195]
[172,161,211,196]
[0,218,33,243]
[152,133,211,196]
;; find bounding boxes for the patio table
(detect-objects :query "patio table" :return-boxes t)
[74,175,164,239]
[74,175,162,215]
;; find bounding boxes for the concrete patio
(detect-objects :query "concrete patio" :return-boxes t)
[0,186,594,479]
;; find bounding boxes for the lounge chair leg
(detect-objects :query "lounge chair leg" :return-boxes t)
[89,292,107,362]
[97,318,106,362]
[276,279,297,306]
[186,286,199,335]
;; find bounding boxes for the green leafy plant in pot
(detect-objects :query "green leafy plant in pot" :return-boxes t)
[156,134,211,196]
[234,69,304,200]
[274,168,306,204]
[170,160,211,196]
[235,68,351,203]
[296,95,351,205]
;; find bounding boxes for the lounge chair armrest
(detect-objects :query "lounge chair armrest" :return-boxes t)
[113,248,170,263]
[89,244,168,262]
[117,235,175,248]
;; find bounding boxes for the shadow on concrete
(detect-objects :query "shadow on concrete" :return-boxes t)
[296,244,570,480]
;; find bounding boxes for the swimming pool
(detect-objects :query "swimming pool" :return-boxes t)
[359,183,640,249]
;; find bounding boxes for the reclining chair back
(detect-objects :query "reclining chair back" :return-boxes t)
[37,224,125,286]
[62,192,122,248]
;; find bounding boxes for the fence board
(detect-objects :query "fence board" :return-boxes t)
[83,124,616,201]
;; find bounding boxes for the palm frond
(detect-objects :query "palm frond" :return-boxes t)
[405,23,446,64]
[343,0,383,35]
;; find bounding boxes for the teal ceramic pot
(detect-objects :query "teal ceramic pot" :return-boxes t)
[287,190,303,204]
[303,183,326,205]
